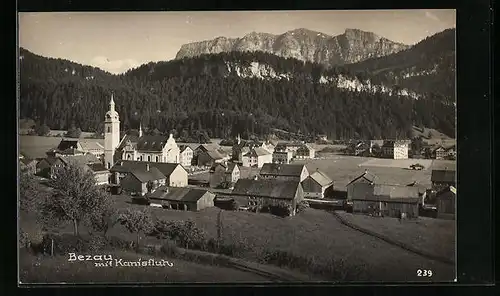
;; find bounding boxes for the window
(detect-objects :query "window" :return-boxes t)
[107,126,111,133]
[140,156,143,161]
[156,156,159,162]
[127,155,131,160]
[148,156,151,162]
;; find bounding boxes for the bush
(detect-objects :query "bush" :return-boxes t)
[268,202,293,217]
[88,235,108,252]
[296,200,310,213]
[160,239,180,257]
[150,219,207,250]
[40,233,91,255]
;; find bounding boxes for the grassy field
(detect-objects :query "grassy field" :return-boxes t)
[335,212,455,263]
[100,198,455,282]
[293,156,456,190]
[19,249,270,283]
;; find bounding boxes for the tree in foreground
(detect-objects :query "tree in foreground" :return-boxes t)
[87,192,117,237]
[42,160,107,236]
[117,208,154,251]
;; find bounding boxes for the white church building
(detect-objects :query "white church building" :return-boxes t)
[104,94,181,169]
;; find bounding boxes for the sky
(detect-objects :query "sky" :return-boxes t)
[18,10,455,74]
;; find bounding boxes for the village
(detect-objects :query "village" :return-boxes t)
[20,95,456,220]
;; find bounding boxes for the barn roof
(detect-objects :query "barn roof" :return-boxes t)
[431,170,456,183]
[86,163,108,173]
[308,170,333,187]
[373,184,420,199]
[129,167,165,183]
[147,186,213,202]
[56,139,79,151]
[244,147,271,157]
[346,170,377,187]
[79,141,104,151]
[136,135,168,152]
[203,150,225,160]
[231,179,301,200]
[259,163,306,177]
[111,160,184,177]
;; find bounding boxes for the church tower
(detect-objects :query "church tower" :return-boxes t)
[104,93,120,169]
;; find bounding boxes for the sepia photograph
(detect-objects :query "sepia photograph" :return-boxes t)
[18,10,457,284]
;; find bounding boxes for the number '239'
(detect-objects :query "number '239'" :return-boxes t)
[417,269,433,277]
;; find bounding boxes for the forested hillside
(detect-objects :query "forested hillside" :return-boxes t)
[19,32,456,141]
[346,28,455,101]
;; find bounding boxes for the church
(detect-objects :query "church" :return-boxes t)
[104,94,181,169]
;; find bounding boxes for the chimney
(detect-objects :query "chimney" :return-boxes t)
[139,123,143,137]
[146,164,150,171]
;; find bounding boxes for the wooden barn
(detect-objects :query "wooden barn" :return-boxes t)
[431,169,456,191]
[146,186,215,211]
[301,169,334,199]
[349,181,420,218]
[436,185,456,220]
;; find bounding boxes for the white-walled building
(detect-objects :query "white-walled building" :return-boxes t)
[104,95,181,166]
[381,140,409,159]
[242,148,273,168]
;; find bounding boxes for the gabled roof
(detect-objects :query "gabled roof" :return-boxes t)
[111,160,185,177]
[129,167,166,183]
[179,145,193,153]
[59,147,86,155]
[86,163,108,173]
[431,170,456,183]
[297,144,314,152]
[136,135,169,152]
[118,135,140,150]
[231,179,301,200]
[203,150,225,160]
[146,186,214,202]
[56,139,79,151]
[210,162,239,174]
[59,154,100,167]
[244,147,271,157]
[373,184,420,199]
[346,170,377,187]
[79,141,104,151]
[259,163,306,177]
[308,170,333,187]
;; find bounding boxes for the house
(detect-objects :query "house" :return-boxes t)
[272,150,294,164]
[53,139,105,158]
[146,186,215,211]
[349,183,420,218]
[229,179,304,216]
[431,169,456,191]
[19,158,38,175]
[346,170,377,201]
[434,145,456,160]
[301,169,334,199]
[125,134,181,163]
[436,185,456,220]
[259,163,309,182]
[120,164,166,196]
[178,145,194,167]
[197,150,225,167]
[86,163,110,185]
[110,160,188,187]
[58,155,109,185]
[36,157,65,178]
[381,140,409,159]
[209,162,240,188]
[242,147,273,168]
[295,145,315,159]
[262,141,276,154]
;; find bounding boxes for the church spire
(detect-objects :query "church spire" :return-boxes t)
[109,93,115,111]
[139,122,143,137]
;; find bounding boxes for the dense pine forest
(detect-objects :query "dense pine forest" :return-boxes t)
[19,29,455,140]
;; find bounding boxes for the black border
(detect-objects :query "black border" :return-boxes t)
[10,0,494,293]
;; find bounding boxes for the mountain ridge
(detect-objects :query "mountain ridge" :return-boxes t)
[175,28,409,67]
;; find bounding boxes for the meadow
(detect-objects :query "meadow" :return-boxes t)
[102,198,455,282]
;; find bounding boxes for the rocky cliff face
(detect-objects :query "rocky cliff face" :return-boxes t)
[175,28,409,66]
